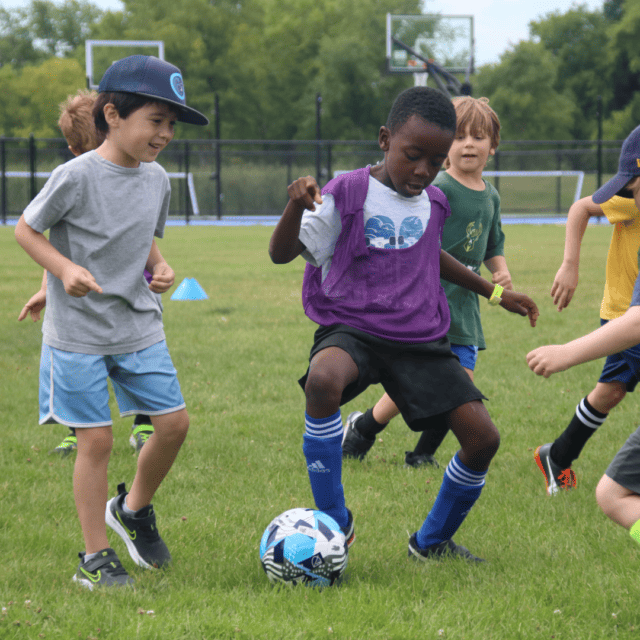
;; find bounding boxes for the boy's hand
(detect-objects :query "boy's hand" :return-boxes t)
[61,264,103,297]
[491,270,513,290]
[499,289,539,327]
[149,262,175,293]
[287,176,323,212]
[526,345,572,377]
[551,262,578,311]
[18,289,47,322]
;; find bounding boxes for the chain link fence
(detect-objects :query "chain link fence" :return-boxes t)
[0,135,625,223]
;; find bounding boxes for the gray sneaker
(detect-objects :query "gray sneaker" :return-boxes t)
[105,483,172,569]
[342,412,375,460]
[404,451,439,469]
[72,548,134,590]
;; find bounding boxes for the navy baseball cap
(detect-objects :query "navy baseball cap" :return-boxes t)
[592,124,640,204]
[98,55,208,126]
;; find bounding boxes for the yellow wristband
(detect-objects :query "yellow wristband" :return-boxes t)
[631,519,640,546]
[488,284,504,306]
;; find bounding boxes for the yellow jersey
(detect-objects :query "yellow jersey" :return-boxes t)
[600,196,640,319]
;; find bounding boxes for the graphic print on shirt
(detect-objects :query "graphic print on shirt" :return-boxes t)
[464,221,483,252]
[364,215,425,249]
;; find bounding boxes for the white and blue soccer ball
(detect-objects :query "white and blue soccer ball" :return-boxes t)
[259,508,348,587]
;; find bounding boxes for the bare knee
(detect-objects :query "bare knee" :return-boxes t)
[153,410,189,445]
[595,474,617,519]
[76,427,113,461]
[589,383,626,413]
[305,368,344,415]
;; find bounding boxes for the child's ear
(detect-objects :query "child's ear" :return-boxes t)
[103,103,120,128]
[378,126,391,152]
[489,147,496,156]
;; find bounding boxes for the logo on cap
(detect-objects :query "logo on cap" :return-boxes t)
[170,73,185,101]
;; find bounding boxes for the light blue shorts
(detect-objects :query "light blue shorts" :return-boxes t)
[451,343,479,371]
[39,340,186,428]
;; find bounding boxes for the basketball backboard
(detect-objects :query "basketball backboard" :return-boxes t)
[85,40,165,90]
[386,14,474,75]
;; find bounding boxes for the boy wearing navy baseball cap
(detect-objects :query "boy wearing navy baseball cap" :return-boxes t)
[531,124,640,497]
[15,56,206,589]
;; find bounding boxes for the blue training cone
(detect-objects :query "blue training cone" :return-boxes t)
[170,278,208,301]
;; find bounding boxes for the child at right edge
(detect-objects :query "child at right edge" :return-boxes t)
[269,86,539,562]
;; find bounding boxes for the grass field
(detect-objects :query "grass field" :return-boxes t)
[2,223,640,639]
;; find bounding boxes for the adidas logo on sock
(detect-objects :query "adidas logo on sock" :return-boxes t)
[307,460,330,473]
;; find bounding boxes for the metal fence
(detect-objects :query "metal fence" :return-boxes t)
[0,135,625,223]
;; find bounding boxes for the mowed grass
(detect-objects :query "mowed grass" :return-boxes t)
[1,223,640,639]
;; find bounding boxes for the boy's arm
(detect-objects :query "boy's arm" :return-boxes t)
[483,255,512,290]
[14,215,102,297]
[18,270,47,322]
[551,196,604,311]
[440,250,538,326]
[146,240,175,294]
[269,176,322,264]
[527,306,640,377]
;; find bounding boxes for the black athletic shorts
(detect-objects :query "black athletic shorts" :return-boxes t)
[298,324,486,430]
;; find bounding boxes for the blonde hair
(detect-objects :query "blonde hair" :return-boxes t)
[444,96,500,169]
[58,90,105,154]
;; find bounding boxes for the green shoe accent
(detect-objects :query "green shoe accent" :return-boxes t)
[630,519,640,545]
[129,424,154,453]
[49,434,78,456]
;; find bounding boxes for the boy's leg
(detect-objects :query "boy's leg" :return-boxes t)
[343,393,396,460]
[127,408,189,510]
[536,381,625,495]
[595,475,640,530]
[595,425,640,546]
[304,346,359,534]
[408,357,475,466]
[74,426,113,554]
[410,400,499,561]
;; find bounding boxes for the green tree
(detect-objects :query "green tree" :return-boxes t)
[0,57,85,137]
[0,0,102,68]
[475,41,577,141]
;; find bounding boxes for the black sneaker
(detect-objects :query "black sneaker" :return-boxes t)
[341,508,356,548]
[105,482,172,569]
[534,443,577,496]
[72,548,134,590]
[408,533,485,563]
[342,412,375,460]
[404,451,440,469]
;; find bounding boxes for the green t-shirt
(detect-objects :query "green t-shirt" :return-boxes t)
[433,171,505,350]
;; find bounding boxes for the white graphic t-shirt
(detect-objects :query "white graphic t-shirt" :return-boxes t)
[300,175,432,279]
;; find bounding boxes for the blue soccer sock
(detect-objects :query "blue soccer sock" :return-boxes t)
[303,411,348,528]
[416,452,487,549]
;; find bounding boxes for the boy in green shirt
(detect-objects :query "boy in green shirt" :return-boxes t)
[342,96,514,466]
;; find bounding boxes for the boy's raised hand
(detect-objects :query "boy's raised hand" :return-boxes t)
[61,263,103,297]
[149,262,175,293]
[551,262,578,311]
[499,289,539,327]
[287,176,323,212]
[526,344,572,377]
[18,289,47,322]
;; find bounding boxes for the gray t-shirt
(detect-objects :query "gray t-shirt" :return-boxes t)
[23,151,170,355]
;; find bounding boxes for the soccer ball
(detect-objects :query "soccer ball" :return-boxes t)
[259,508,348,587]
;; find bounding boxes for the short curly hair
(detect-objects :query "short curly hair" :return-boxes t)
[386,86,457,135]
[58,90,105,154]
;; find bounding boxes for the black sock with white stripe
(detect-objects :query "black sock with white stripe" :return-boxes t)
[550,396,607,469]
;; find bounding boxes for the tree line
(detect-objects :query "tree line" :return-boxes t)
[0,0,636,141]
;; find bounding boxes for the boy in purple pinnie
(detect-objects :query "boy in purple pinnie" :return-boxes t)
[269,86,539,562]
